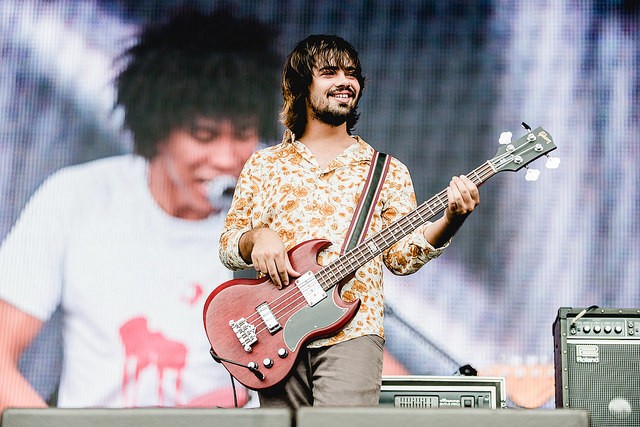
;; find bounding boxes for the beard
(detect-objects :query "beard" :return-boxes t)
[308,92,357,127]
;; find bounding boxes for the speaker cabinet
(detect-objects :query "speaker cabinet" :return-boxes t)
[553,307,640,427]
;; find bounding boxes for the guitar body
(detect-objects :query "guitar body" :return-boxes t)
[203,239,360,390]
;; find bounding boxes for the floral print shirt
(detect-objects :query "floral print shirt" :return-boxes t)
[219,130,447,348]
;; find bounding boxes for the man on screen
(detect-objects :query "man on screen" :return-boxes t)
[0,8,280,410]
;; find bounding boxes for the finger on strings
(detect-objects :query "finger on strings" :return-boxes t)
[266,258,283,289]
[275,255,290,288]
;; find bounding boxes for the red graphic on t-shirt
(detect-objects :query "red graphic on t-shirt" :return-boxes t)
[119,316,187,406]
[182,282,203,306]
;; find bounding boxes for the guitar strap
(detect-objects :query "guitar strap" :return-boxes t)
[340,151,391,255]
[234,151,390,276]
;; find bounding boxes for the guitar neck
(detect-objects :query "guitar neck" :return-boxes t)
[315,160,497,290]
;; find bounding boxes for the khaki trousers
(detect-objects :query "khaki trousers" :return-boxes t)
[258,335,384,409]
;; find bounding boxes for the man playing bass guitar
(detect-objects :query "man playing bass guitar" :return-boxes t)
[217,34,480,408]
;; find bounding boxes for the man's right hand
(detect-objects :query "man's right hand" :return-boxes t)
[238,228,300,288]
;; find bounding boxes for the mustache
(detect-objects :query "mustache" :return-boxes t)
[328,85,356,97]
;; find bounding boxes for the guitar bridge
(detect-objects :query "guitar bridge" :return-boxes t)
[296,271,327,306]
[229,318,257,352]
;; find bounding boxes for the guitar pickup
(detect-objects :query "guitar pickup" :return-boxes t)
[256,302,282,334]
[296,271,327,306]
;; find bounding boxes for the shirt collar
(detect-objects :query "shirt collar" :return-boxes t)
[282,130,376,168]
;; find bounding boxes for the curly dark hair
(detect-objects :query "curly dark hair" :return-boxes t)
[115,8,280,159]
[280,35,365,138]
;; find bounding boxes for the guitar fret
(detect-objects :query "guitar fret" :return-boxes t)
[327,264,342,283]
[364,239,378,254]
[348,248,363,266]
[477,164,492,182]
[358,246,371,262]
[470,169,481,184]
[315,271,328,288]
[380,228,397,248]
[342,254,357,273]
[376,232,394,249]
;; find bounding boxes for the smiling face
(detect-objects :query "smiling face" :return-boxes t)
[149,117,259,220]
[307,65,362,127]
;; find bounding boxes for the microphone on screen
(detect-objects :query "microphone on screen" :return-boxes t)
[206,175,237,212]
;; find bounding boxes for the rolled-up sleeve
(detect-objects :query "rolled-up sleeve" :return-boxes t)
[380,159,449,275]
[219,154,259,271]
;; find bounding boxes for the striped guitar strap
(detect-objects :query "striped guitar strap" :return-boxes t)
[340,151,391,255]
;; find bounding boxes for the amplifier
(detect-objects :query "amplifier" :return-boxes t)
[379,375,506,409]
[553,307,640,427]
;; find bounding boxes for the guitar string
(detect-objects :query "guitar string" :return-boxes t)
[243,282,304,325]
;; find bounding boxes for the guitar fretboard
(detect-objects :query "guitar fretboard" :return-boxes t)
[314,160,497,291]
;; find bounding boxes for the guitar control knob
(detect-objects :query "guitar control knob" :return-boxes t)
[248,361,259,370]
[263,358,274,368]
[278,348,288,358]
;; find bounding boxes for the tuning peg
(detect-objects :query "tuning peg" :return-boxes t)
[525,167,540,182]
[545,155,561,169]
[499,131,512,145]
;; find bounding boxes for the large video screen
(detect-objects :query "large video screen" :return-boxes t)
[2,0,639,409]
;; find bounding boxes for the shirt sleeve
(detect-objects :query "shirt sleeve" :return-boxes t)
[0,171,75,320]
[381,158,449,275]
[219,153,260,271]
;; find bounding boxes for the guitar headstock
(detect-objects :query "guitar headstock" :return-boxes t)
[491,127,558,180]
